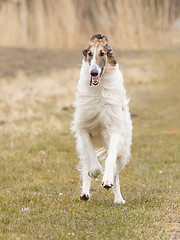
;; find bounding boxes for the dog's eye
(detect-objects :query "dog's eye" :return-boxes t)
[100,51,105,57]
[88,51,93,57]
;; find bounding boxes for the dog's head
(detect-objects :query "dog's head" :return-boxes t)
[82,34,116,86]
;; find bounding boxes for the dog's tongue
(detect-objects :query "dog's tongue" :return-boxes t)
[92,75,100,84]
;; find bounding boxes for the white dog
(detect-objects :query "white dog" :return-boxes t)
[72,34,132,204]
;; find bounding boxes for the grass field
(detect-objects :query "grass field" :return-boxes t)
[0,47,179,239]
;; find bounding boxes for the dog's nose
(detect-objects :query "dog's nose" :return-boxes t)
[90,70,98,77]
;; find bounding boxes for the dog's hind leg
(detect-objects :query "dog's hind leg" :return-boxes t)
[113,153,128,203]
[76,130,102,200]
[113,174,125,204]
[79,131,102,179]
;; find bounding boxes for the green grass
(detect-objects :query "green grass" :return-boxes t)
[0,49,180,239]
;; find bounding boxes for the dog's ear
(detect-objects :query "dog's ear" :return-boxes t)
[105,43,116,66]
[82,46,90,58]
[105,43,113,58]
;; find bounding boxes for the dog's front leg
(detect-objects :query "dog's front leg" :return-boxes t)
[76,130,102,200]
[102,133,120,190]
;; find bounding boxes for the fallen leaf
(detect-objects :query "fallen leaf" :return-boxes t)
[168,131,178,136]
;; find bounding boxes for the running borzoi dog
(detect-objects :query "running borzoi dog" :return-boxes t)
[72,34,132,204]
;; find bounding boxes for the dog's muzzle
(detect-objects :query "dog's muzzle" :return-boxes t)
[90,68,104,86]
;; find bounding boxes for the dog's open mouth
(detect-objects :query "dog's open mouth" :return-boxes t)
[90,68,104,86]
[91,75,100,85]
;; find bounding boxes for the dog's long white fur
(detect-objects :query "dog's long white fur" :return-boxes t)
[72,59,132,204]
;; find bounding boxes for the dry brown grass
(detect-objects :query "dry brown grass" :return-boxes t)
[0,47,160,125]
[0,0,179,49]
[0,68,78,124]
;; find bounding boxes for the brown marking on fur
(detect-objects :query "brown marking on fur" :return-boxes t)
[104,43,117,67]
[83,34,117,67]
[90,37,108,45]
[107,55,117,66]
[89,34,108,45]
[91,38,98,44]
[82,45,90,62]
[102,37,107,44]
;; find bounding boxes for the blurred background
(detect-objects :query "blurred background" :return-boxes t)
[0,0,180,124]
[0,0,179,49]
[0,1,180,238]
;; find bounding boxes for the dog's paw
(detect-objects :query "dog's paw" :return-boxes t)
[102,174,114,190]
[102,180,113,190]
[80,194,90,201]
[114,198,125,204]
[88,168,101,179]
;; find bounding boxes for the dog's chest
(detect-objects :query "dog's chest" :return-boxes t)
[82,88,117,133]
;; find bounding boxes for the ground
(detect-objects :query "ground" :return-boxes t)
[0,46,179,239]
